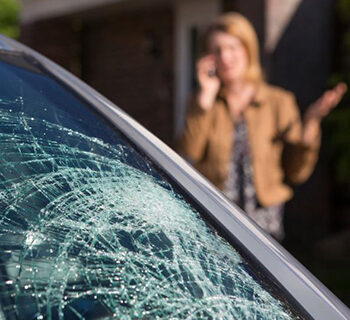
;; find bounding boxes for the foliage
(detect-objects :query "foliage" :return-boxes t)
[0,0,19,39]
[337,0,350,22]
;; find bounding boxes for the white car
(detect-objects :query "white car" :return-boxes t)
[0,35,349,319]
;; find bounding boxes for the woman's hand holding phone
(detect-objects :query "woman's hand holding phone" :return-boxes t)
[196,54,220,110]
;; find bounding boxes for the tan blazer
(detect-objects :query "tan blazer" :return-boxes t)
[177,83,320,207]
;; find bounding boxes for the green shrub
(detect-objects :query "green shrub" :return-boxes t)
[0,0,19,39]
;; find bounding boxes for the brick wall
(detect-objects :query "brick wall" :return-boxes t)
[82,7,174,145]
[20,18,82,76]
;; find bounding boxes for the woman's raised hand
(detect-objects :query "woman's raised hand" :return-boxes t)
[304,82,347,122]
[196,54,221,110]
[302,82,347,145]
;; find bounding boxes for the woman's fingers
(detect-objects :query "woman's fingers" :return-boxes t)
[322,90,338,111]
[197,54,215,70]
[325,83,346,106]
[332,82,347,107]
[195,54,221,110]
[335,82,347,96]
[312,82,347,117]
[197,55,216,78]
[196,54,220,93]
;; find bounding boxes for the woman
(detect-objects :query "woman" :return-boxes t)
[177,12,346,240]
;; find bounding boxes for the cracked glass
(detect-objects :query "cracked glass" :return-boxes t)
[0,51,305,319]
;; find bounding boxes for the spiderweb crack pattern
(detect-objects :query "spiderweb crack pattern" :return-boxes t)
[0,111,298,319]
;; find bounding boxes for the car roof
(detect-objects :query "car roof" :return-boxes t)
[0,36,13,50]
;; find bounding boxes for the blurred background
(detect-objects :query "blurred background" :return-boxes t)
[1,0,349,307]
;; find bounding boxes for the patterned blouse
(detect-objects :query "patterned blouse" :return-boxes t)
[223,119,285,241]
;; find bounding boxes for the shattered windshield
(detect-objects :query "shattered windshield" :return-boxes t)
[0,51,305,319]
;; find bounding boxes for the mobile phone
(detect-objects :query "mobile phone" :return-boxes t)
[207,68,216,78]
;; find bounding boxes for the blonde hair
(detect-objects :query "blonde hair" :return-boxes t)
[206,12,263,83]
